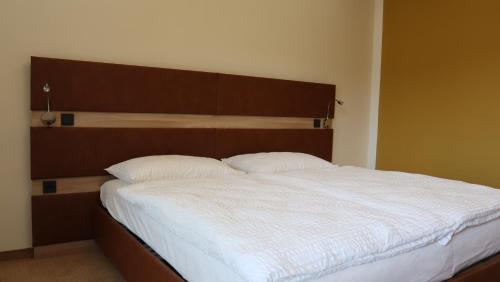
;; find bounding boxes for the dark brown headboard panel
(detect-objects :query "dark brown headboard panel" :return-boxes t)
[31,127,333,179]
[31,127,216,179]
[216,129,333,161]
[31,57,218,114]
[31,57,335,118]
[217,74,335,118]
[32,193,99,246]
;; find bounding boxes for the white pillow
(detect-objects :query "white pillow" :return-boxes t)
[222,152,333,173]
[106,155,244,183]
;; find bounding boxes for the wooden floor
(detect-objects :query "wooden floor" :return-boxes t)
[0,243,123,282]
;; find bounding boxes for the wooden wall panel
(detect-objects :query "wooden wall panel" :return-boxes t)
[31,127,216,179]
[31,57,336,118]
[30,57,337,248]
[215,129,333,161]
[217,74,336,118]
[31,57,218,114]
[32,192,99,246]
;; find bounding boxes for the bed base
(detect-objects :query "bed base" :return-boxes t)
[447,254,500,282]
[95,206,184,282]
[95,206,500,282]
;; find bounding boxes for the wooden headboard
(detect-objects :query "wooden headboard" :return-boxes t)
[30,57,335,247]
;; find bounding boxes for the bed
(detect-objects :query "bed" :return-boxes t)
[97,165,500,282]
[29,57,500,282]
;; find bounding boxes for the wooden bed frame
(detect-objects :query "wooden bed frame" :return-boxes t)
[95,206,500,282]
[95,205,500,282]
[30,57,500,281]
[95,206,184,282]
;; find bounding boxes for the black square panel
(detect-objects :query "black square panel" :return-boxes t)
[61,113,74,126]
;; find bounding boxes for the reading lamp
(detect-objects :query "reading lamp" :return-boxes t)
[40,83,56,126]
[323,99,344,129]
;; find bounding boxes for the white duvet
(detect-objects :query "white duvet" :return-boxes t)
[117,166,500,282]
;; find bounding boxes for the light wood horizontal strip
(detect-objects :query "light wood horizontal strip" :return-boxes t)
[32,176,113,196]
[31,111,326,129]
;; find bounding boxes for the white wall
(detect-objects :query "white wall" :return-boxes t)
[368,0,384,168]
[0,0,377,251]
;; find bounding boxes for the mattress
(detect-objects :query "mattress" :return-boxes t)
[100,170,500,282]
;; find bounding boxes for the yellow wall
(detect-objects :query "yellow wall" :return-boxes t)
[0,1,377,251]
[377,1,500,187]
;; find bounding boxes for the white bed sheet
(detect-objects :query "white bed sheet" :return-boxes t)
[101,177,500,282]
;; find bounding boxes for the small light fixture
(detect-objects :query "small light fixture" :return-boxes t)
[40,83,56,126]
[323,99,344,128]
